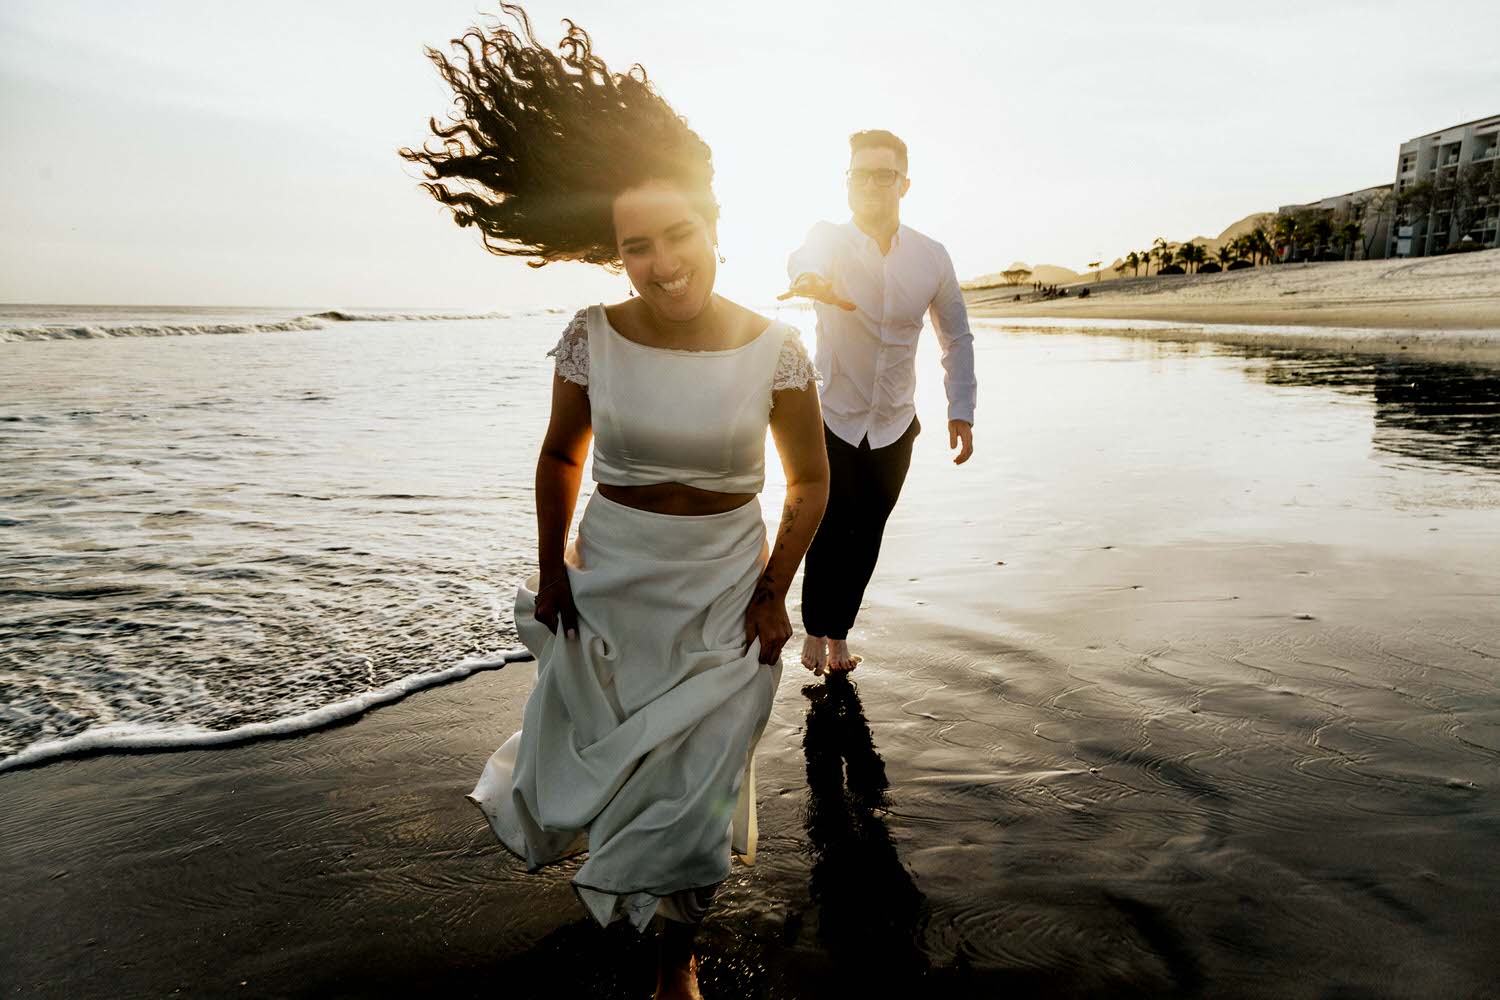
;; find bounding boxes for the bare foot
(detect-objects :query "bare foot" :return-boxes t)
[654,953,702,1000]
[801,634,828,676]
[827,639,862,673]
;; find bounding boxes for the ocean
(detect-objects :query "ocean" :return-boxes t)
[5,306,1500,995]
[5,302,1498,774]
[1,302,806,771]
[1,304,575,769]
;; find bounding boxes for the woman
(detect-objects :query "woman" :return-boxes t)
[400,6,829,997]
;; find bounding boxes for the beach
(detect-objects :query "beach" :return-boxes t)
[966,250,1500,365]
[5,316,1500,997]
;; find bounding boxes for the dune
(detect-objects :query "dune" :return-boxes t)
[974,211,1280,288]
[966,262,1083,289]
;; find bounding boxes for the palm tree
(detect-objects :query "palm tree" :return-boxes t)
[1151,237,1172,275]
[1248,227,1274,265]
[1086,260,1102,281]
[1215,244,1236,268]
[1273,214,1299,261]
[1176,241,1207,273]
[1124,251,1142,277]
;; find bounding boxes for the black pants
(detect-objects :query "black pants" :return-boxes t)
[801,416,919,641]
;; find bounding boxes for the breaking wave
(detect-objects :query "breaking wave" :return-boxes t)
[0,308,550,343]
[0,647,532,774]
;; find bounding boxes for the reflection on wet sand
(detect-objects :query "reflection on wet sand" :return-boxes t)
[1241,349,1500,473]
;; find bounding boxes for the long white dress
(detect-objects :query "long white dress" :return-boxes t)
[468,305,820,931]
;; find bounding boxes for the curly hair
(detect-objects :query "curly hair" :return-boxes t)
[398,4,718,269]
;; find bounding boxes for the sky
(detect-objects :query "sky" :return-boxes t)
[2,0,1497,310]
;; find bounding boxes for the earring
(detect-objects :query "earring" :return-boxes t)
[718,250,727,264]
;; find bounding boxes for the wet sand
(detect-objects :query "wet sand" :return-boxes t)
[6,331,1500,998]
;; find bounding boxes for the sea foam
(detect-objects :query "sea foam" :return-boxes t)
[0,308,525,343]
[0,646,532,774]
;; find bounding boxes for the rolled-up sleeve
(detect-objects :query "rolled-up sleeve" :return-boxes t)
[929,246,977,425]
[787,221,840,283]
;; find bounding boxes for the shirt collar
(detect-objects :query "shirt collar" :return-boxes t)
[846,218,903,252]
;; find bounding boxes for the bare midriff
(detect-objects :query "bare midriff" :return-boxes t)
[596,482,756,516]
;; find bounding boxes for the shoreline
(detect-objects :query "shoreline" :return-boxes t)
[965,250,1500,363]
[969,311,1500,366]
[0,648,530,775]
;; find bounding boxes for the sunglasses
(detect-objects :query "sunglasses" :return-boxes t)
[845,168,904,188]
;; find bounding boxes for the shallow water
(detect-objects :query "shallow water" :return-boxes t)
[4,311,1499,762]
[791,329,1500,996]
[3,314,1500,995]
[1,310,566,765]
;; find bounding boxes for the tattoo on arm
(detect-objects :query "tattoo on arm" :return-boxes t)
[753,495,805,598]
[772,496,803,555]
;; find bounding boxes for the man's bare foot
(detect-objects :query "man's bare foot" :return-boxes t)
[827,639,862,673]
[801,634,828,675]
[654,953,702,1000]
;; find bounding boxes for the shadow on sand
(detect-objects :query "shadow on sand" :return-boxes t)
[799,675,928,984]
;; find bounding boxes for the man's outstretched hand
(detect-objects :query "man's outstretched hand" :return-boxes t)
[777,272,857,312]
[949,420,974,464]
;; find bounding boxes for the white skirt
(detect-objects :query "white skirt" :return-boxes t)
[468,491,782,931]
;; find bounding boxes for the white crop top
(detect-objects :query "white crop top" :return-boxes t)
[547,305,820,494]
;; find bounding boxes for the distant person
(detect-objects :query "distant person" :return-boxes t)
[780,130,977,676]
[402,7,829,997]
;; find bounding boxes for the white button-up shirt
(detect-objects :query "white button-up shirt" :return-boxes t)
[787,219,977,449]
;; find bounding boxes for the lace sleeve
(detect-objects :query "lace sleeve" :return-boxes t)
[546,309,590,388]
[770,326,820,400]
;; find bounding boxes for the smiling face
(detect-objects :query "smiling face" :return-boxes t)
[612,179,717,323]
[846,146,910,228]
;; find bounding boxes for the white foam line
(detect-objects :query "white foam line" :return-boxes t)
[0,647,533,775]
[0,309,529,343]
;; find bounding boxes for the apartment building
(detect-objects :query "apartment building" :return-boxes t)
[1277,183,1394,260]
[1391,114,1500,257]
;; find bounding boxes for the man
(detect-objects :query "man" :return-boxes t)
[782,129,977,676]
